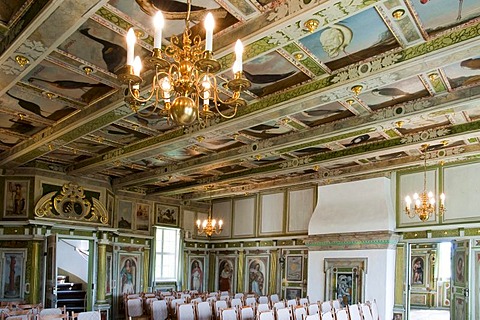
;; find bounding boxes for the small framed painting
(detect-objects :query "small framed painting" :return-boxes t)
[285,287,302,300]
[4,180,29,218]
[135,202,151,232]
[411,255,427,287]
[117,200,133,230]
[286,255,303,282]
[155,204,179,226]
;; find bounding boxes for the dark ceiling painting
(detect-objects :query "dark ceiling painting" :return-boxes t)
[1,0,480,201]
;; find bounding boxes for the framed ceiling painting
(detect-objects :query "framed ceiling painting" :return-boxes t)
[155,204,179,226]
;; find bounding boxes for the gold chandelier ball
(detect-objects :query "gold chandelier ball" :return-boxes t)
[170,96,198,125]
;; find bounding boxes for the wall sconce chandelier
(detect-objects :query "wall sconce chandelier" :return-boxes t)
[196,206,223,237]
[117,0,251,126]
[404,144,445,222]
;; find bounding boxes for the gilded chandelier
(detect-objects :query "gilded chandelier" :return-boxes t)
[404,144,445,222]
[196,208,223,237]
[117,0,250,126]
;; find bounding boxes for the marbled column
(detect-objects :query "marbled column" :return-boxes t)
[143,246,150,292]
[96,243,107,303]
[183,252,188,291]
[269,249,277,294]
[30,240,42,304]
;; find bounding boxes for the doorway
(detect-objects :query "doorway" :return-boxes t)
[408,241,451,320]
[44,235,95,313]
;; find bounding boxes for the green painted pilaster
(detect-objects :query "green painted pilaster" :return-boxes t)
[97,243,107,303]
[30,240,42,304]
[209,252,215,291]
[269,250,278,294]
[237,250,244,293]
[143,246,150,292]
[394,243,406,315]
[183,252,188,291]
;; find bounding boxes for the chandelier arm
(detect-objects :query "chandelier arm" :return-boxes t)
[127,81,156,104]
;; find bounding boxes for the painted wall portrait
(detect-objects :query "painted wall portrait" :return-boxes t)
[217,258,234,293]
[454,250,466,285]
[1,250,26,299]
[336,273,353,306]
[119,256,137,295]
[117,200,133,229]
[4,180,29,218]
[411,256,425,285]
[135,203,151,231]
[189,258,204,292]
[246,256,269,296]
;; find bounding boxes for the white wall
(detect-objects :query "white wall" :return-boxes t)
[308,249,395,320]
[57,239,89,283]
[307,177,396,320]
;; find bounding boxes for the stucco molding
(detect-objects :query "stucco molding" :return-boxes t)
[305,230,400,251]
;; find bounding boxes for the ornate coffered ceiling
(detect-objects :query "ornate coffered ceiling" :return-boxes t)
[0,0,480,200]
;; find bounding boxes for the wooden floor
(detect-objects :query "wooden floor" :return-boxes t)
[410,309,450,320]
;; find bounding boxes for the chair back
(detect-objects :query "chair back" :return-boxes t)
[230,299,243,309]
[292,306,306,320]
[347,305,361,320]
[196,301,213,320]
[298,298,309,306]
[321,311,334,320]
[361,304,373,320]
[239,306,254,320]
[177,303,195,320]
[73,311,101,320]
[234,293,244,300]
[220,308,238,320]
[220,291,230,297]
[273,302,285,311]
[215,300,229,318]
[336,309,349,320]
[191,297,203,304]
[256,303,270,314]
[258,310,274,320]
[127,298,144,318]
[305,314,320,320]
[258,296,269,305]
[276,307,291,320]
[270,295,280,304]
[368,300,380,320]
[219,295,230,302]
[332,299,341,311]
[207,296,217,305]
[286,299,297,308]
[307,303,319,315]
[152,300,168,320]
[320,301,331,314]
[244,298,256,308]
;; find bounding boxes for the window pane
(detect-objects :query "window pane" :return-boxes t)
[155,227,179,281]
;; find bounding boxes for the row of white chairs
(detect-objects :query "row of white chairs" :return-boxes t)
[0,308,100,320]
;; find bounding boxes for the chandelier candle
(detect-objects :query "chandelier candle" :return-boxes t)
[126,28,136,66]
[153,11,164,49]
[205,13,214,52]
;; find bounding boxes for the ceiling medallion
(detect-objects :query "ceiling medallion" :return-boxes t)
[82,66,94,75]
[428,73,439,82]
[395,120,404,128]
[117,0,251,126]
[15,55,30,67]
[392,9,405,20]
[304,19,320,33]
[351,85,363,95]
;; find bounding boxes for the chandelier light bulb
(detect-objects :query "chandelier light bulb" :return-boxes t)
[133,56,142,76]
[219,220,223,228]
[440,193,445,204]
[196,219,201,228]
[413,193,419,200]
[415,199,421,207]
[204,13,214,51]
[153,11,164,49]
[126,28,136,66]
[234,40,243,73]
[427,191,433,198]
[405,195,411,206]
[202,220,207,228]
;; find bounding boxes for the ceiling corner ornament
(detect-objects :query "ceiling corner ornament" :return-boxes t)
[34,183,108,225]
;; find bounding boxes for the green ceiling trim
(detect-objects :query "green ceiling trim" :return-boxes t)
[431,77,447,93]
[282,43,325,76]
[384,129,400,138]
[228,0,256,16]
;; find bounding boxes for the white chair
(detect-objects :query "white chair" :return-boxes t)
[258,296,269,305]
[220,291,230,297]
[368,300,380,320]
[307,303,319,315]
[347,304,362,320]
[219,296,230,302]
[273,301,285,311]
[230,298,243,309]
[239,306,254,320]
[181,294,192,303]
[234,293,244,300]
[292,306,306,320]
[276,307,292,320]
[72,311,101,320]
[170,298,185,319]
[305,314,320,320]
[152,300,168,320]
[336,309,349,320]
[220,308,238,320]
[320,301,331,314]
[332,299,341,311]
[244,297,256,308]
[256,303,270,314]
[270,294,280,304]
[39,307,65,317]
[298,298,309,306]
[126,298,144,318]
[177,303,195,320]
[191,297,203,304]
[286,299,297,308]
[215,300,229,319]
[196,301,213,320]
[145,297,158,315]
[258,310,274,320]
[321,311,334,320]
[361,304,373,320]
[207,296,217,305]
